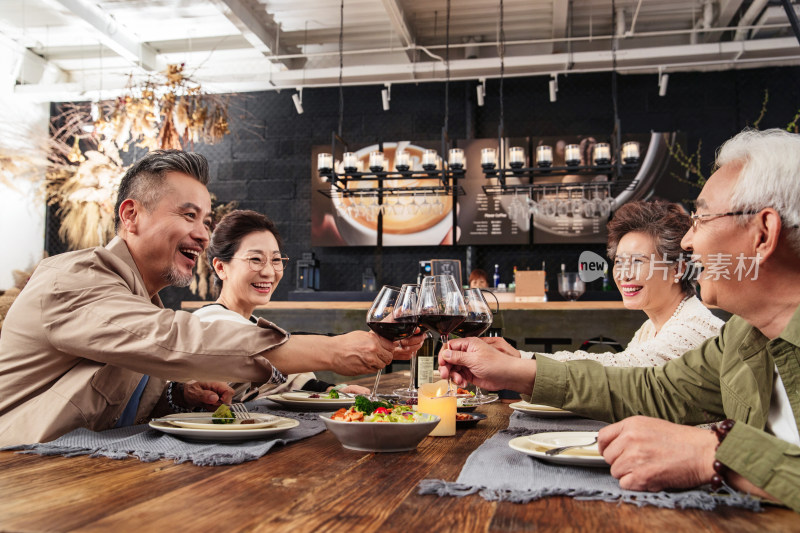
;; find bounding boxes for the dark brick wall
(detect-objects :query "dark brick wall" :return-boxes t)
[46,67,800,309]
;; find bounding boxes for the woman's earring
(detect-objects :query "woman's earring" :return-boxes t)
[674,277,680,284]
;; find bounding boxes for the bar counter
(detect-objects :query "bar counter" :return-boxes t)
[182,300,731,353]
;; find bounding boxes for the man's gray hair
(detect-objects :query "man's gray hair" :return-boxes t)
[114,150,209,233]
[717,128,800,255]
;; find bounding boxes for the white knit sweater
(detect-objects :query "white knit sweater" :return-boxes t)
[520,295,725,367]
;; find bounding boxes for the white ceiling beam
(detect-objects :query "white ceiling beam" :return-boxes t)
[381,0,416,63]
[14,37,800,101]
[212,0,305,70]
[54,0,158,71]
[551,0,570,54]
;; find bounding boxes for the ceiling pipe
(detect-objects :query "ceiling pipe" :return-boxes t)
[734,0,769,41]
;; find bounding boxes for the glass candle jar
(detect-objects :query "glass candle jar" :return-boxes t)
[369,150,385,172]
[536,145,553,167]
[317,152,333,174]
[422,149,438,171]
[509,146,525,169]
[448,148,465,170]
[395,151,411,172]
[565,144,581,166]
[481,147,497,169]
[622,141,640,164]
[343,152,358,173]
[593,143,611,166]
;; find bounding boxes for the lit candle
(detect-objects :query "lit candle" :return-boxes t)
[536,145,553,167]
[395,151,411,171]
[593,143,611,166]
[422,149,438,171]
[343,152,358,173]
[622,141,640,164]
[509,146,525,169]
[565,144,580,166]
[317,152,333,173]
[369,150,385,172]
[418,380,456,436]
[481,147,497,169]
[448,148,465,170]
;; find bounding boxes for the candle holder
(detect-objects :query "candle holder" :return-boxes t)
[369,150,385,173]
[418,380,456,436]
[343,152,358,173]
[509,146,525,169]
[395,151,411,172]
[622,141,640,164]
[565,144,580,167]
[422,149,438,171]
[448,148,465,170]
[480,147,497,170]
[536,145,553,167]
[593,143,611,166]
[318,152,333,175]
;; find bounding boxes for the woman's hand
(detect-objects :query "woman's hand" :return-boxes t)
[392,330,426,361]
[482,336,522,357]
[182,380,235,410]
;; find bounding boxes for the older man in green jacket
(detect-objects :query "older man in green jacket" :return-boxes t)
[439,128,800,512]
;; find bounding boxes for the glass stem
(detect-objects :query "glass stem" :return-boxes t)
[371,368,383,400]
[408,351,417,390]
[444,334,453,394]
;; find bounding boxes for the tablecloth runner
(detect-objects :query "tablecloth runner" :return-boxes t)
[1,400,326,466]
[418,411,761,511]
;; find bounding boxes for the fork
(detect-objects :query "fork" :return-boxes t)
[544,437,598,456]
[230,403,251,420]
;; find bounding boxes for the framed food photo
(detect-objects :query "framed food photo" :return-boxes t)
[311,141,456,247]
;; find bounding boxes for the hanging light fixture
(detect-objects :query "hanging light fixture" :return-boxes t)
[476,78,485,107]
[549,74,558,102]
[381,84,391,111]
[658,68,669,97]
[292,88,304,114]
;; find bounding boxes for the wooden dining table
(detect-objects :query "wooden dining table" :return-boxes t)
[0,372,795,532]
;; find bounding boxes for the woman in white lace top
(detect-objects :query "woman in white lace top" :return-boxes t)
[489,200,725,367]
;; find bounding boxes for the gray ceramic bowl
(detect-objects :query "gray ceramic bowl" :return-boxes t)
[320,413,441,452]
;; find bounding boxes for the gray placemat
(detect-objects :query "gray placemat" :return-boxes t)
[419,412,761,511]
[2,400,327,466]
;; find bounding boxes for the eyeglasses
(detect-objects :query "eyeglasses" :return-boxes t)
[689,211,758,230]
[233,255,290,272]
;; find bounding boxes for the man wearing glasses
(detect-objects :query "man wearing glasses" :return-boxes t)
[0,150,421,446]
[439,128,800,512]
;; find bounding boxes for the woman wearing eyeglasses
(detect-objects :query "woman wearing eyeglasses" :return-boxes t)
[490,200,725,367]
[194,209,369,398]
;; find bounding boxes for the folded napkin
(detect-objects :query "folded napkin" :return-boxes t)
[2,401,326,467]
[419,412,761,512]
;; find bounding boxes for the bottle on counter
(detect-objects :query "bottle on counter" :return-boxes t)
[542,260,549,301]
[493,264,501,288]
[602,264,612,291]
[415,334,435,388]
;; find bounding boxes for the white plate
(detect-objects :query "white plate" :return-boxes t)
[149,415,299,442]
[509,401,575,418]
[163,413,280,430]
[509,431,607,467]
[266,393,355,410]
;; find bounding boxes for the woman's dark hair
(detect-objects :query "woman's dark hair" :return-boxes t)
[207,210,284,288]
[606,200,695,296]
[114,150,209,232]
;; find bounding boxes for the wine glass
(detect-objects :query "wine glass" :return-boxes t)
[366,285,419,400]
[417,274,466,395]
[557,272,586,301]
[451,288,496,404]
[391,284,423,399]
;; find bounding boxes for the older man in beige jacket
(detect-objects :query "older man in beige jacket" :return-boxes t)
[0,150,418,446]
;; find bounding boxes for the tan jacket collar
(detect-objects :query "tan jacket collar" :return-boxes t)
[105,236,164,309]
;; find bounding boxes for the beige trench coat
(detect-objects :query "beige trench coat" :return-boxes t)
[0,237,289,446]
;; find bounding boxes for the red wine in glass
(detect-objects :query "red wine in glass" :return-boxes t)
[451,320,491,338]
[417,314,465,337]
[367,315,419,341]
